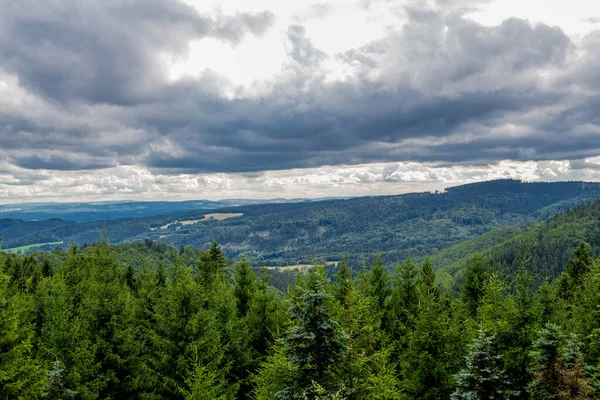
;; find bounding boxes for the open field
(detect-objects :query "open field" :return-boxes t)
[154,213,244,230]
[260,261,339,272]
[4,241,64,253]
[201,213,244,221]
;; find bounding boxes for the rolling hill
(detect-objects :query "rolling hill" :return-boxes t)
[3,180,600,266]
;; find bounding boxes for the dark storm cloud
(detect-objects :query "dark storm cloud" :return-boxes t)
[0,0,599,175]
[0,0,274,104]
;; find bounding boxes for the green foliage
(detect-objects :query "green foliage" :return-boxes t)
[401,261,465,399]
[281,268,348,397]
[233,257,256,317]
[4,207,600,400]
[0,267,44,399]
[460,256,488,316]
[7,180,600,268]
[527,323,594,399]
[41,360,78,399]
[452,330,517,399]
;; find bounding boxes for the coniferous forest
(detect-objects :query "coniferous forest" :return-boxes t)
[2,231,600,399]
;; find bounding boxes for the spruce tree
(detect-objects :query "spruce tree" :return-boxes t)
[0,268,44,398]
[401,259,464,400]
[567,242,593,288]
[387,258,419,361]
[366,255,390,315]
[452,329,517,399]
[41,360,78,399]
[233,257,256,318]
[528,323,563,399]
[460,256,488,317]
[279,267,347,398]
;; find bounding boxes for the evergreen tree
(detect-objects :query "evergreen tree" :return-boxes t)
[366,255,390,315]
[528,323,563,399]
[528,324,594,400]
[460,256,488,317]
[41,360,78,400]
[145,257,231,398]
[246,272,286,358]
[279,268,347,398]
[417,257,439,304]
[334,259,352,306]
[178,351,229,400]
[387,258,419,364]
[452,329,517,399]
[198,241,227,288]
[503,257,536,398]
[42,259,53,278]
[335,260,400,399]
[233,257,256,318]
[123,264,138,292]
[567,242,593,288]
[401,260,464,399]
[0,268,44,399]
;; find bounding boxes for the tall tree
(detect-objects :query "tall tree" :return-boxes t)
[460,256,488,317]
[279,268,347,398]
[452,329,517,400]
[0,267,44,398]
[401,259,464,400]
[233,258,256,318]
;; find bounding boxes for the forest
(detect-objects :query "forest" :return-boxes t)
[4,180,600,267]
[2,229,600,399]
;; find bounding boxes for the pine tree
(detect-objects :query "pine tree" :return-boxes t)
[334,259,352,306]
[417,257,439,305]
[452,329,517,399]
[42,259,53,278]
[366,255,390,314]
[123,264,138,292]
[198,241,227,288]
[335,260,400,399]
[528,323,563,399]
[41,360,78,399]
[401,260,464,400]
[460,256,488,317]
[279,268,347,398]
[528,325,594,400]
[233,257,256,318]
[567,242,593,288]
[387,258,419,361]
[246,271,286,358]
[0,268,44,398]
[178,351,229,400]
[557,335,594,400]
[146,259,229,399]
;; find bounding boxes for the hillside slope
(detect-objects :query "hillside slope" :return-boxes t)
[437,200,600,283]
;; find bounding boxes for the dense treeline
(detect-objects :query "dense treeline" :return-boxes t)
[438,201,600,286]
[2,237,600,399]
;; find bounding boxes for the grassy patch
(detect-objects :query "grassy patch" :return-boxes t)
[4,241,64,253]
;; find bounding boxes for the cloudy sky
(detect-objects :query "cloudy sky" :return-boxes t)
[1,0,600,203]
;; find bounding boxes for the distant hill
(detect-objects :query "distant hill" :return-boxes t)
[2,180,600,266]
[0,198,333,222]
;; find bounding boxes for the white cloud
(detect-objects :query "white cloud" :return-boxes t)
[2,160,599,204]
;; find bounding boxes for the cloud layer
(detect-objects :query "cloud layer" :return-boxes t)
[1,0,599,201]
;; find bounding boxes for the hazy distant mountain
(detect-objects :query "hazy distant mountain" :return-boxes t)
[0,197,340,223]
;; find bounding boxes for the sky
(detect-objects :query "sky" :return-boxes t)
[1,0,600,203]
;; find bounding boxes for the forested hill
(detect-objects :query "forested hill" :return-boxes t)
[434,200,600,284]
[3,179,600,266]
